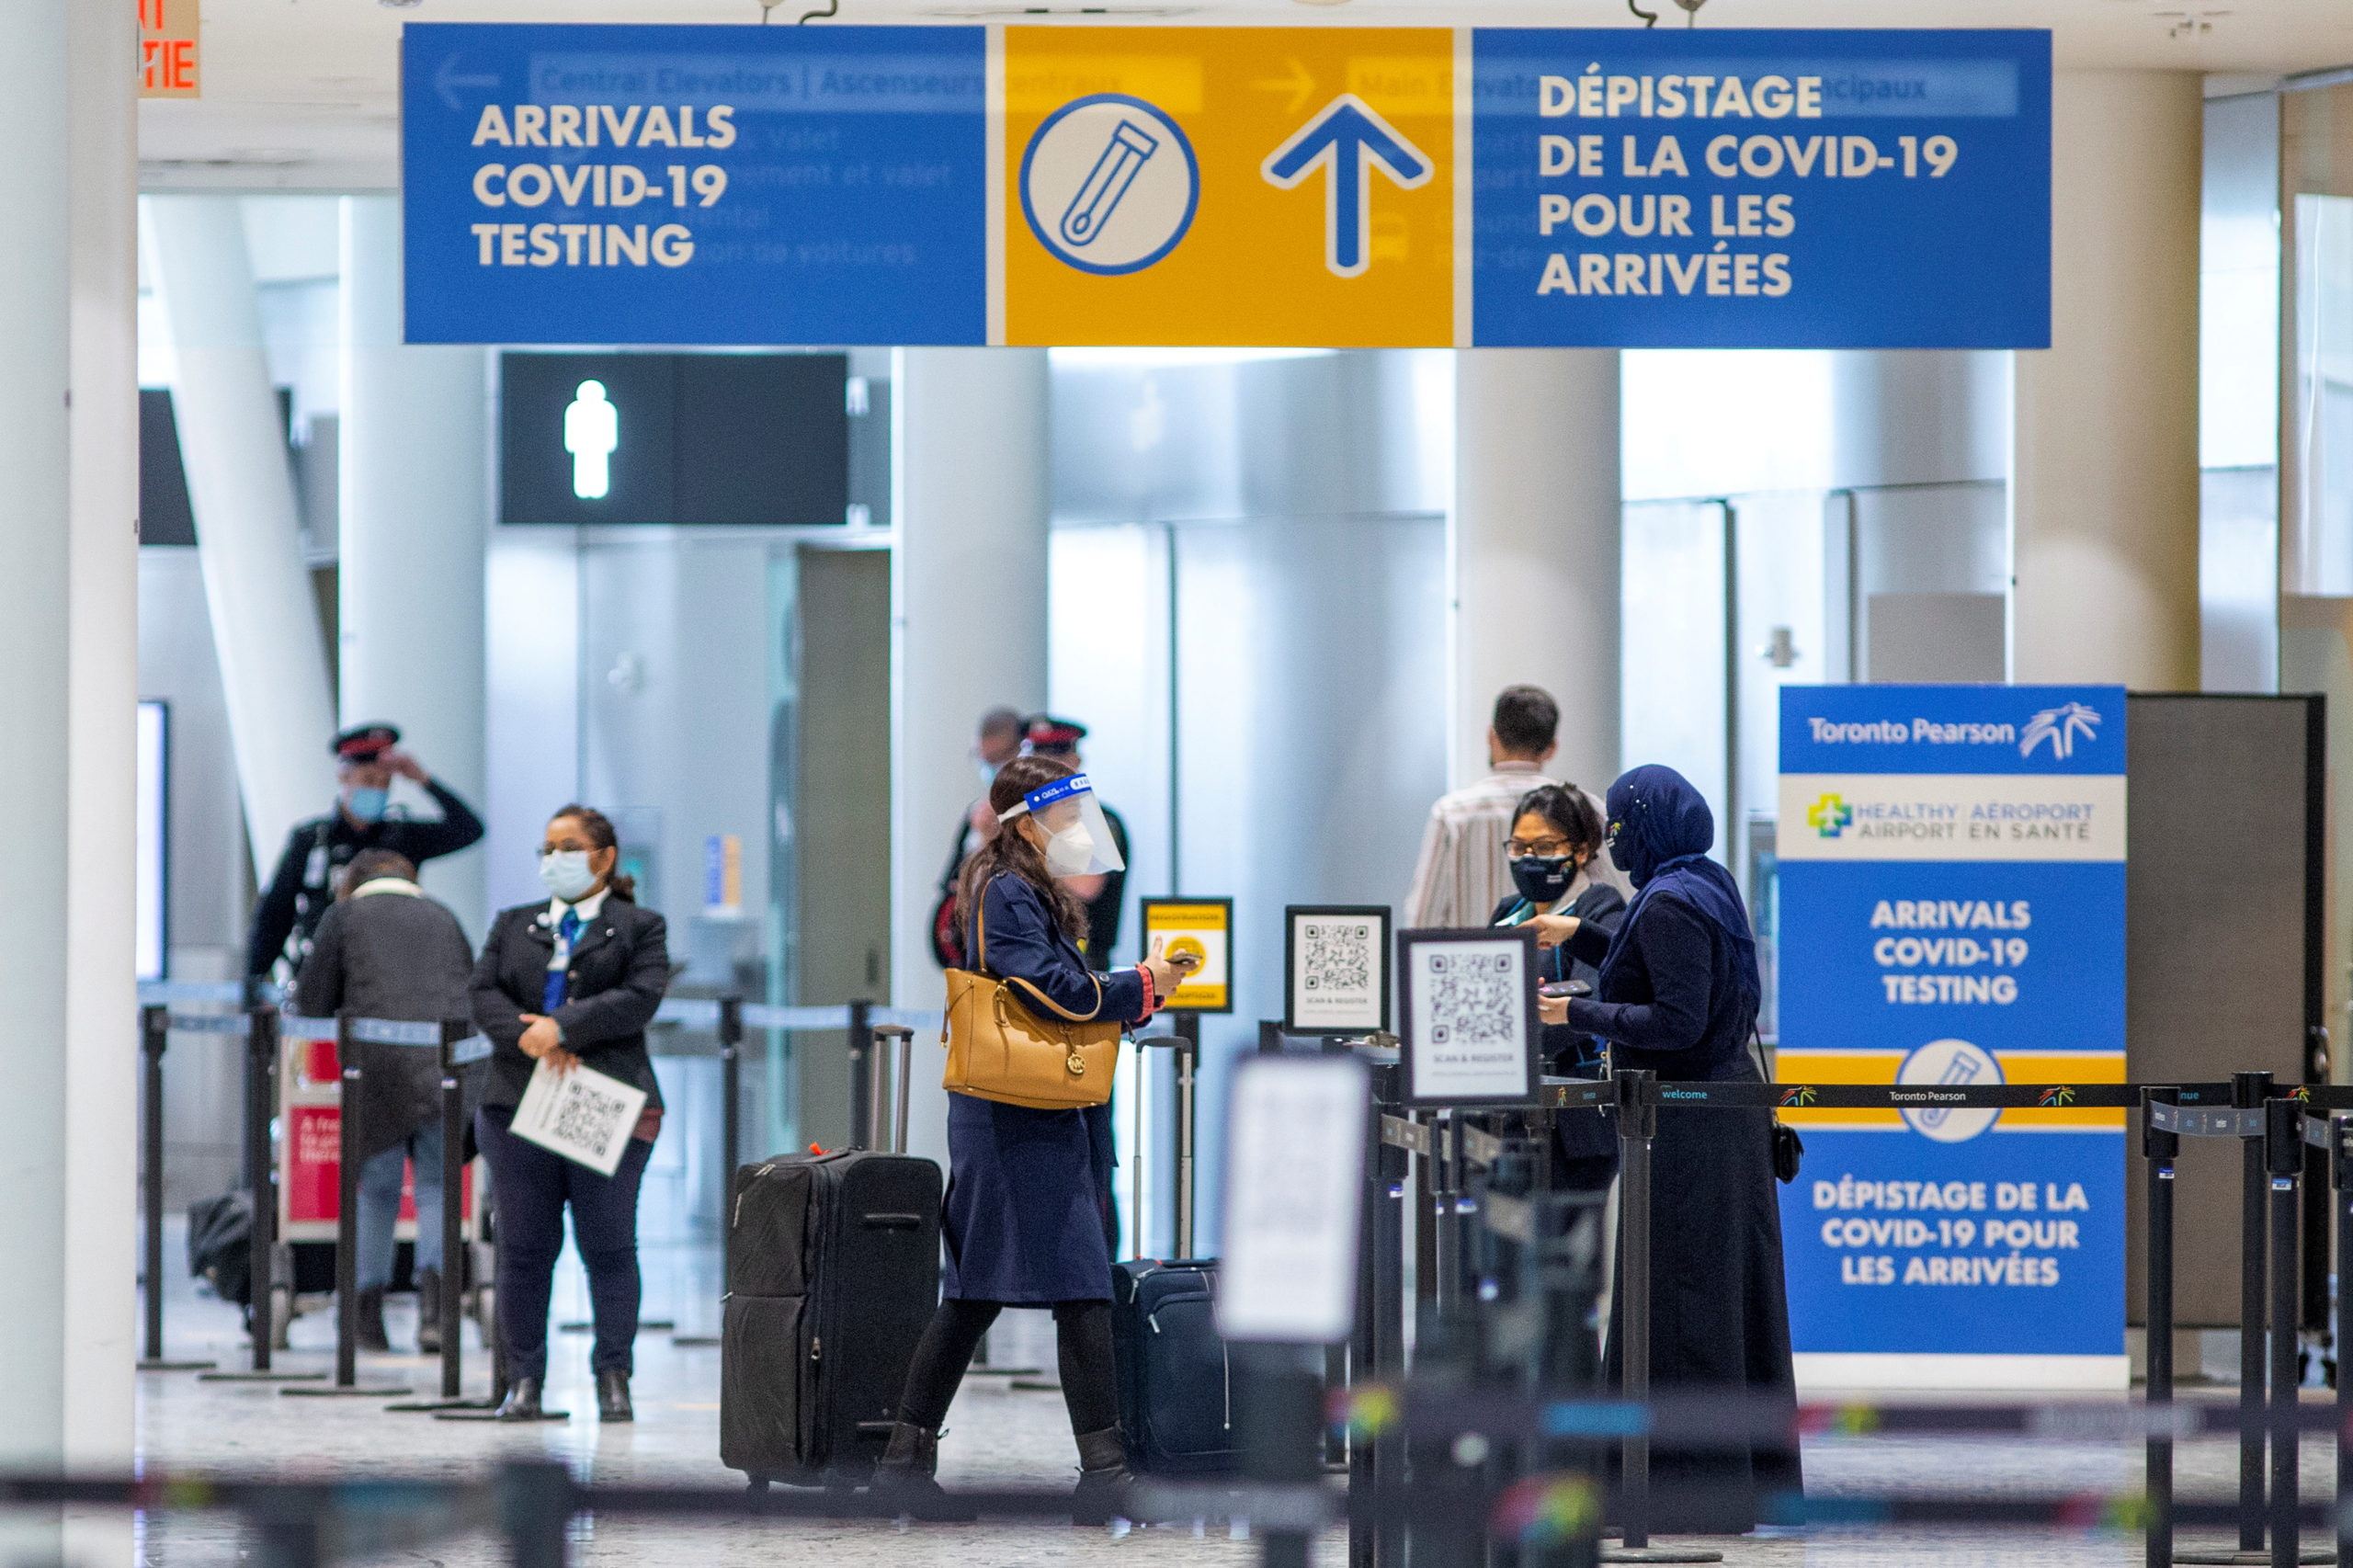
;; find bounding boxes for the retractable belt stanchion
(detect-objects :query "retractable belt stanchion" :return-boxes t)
[390,1019,483,1413]
[1368,1054,1409,1568]
[2146,1086,2179,1568]
[286,1012,408,1398]
[2266,1098,2310,1568]
[2244,1070,2276,1557]
[201,1006,321,1382]
[140,1005,215,1371]
[2333,1115,2353,1568]
[1610,1068,1657,1560]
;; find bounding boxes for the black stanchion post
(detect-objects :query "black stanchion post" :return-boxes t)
[141,1006,169,1366]
[250,1006,278,1372]
[1370,1062,1407,1568]
[2333,1116,2352,1568]
[847,999,873,1151]
[2239,1069,2276,1555]
[439,1018,467,1402]
[497,1460,576,1568]
[2145,1085,2178,1568]
[335,1012,361,1388]
[2267,1097,2302,1568]
[1615,1068,1658,1555]
[1239,1343,1324,1568]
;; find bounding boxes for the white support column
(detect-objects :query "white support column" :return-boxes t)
[340,196,489,934]
[0,0,74,1510]
[2011,71,2203,688]
[1452,348,1621,796]
[891,347,1049,1171]
[63,0,139,1513]
[146,195,337,878]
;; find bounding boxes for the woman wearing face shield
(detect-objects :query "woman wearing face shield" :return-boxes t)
[1491,784,1625,1191]
[876,755,1196,1521]
[1523,765,1801,1534]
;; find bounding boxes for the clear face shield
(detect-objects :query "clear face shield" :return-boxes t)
[999,773,1125,878]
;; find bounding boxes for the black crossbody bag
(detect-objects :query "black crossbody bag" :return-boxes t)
[1751,1029,1804,1183]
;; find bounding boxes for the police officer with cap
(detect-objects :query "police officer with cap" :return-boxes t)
[1021,716,1129,969]
[244,724,486,982]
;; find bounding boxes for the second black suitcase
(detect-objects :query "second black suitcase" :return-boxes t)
[1111,1257,1239,1474]
[720,1148,942,1487]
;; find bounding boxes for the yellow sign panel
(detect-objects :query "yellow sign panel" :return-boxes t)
[1004,28,1453,348]
[139,0,200,99]
[1141,898,1233,1014]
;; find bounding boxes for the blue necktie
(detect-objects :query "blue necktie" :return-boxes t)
[543,909,582,1012]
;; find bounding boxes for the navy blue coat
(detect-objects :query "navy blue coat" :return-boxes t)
[943,873,1150,1303]
[1563,888,1754,1080]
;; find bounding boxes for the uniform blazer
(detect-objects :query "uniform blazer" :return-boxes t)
[294,884,481,1161]
[471,896,671,1110]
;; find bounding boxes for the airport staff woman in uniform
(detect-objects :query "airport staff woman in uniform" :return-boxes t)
[876,755,1194,1521]
[471,804,671,1424]
[1529,764,1801,1534]
[1488,782,1624,1192]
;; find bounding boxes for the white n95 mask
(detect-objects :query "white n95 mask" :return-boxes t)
[998,772,1125,879]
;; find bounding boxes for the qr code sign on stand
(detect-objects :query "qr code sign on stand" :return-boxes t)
[1426,950,1517,1048]
[551,1077,634,1152]
[1301,922,1371,994]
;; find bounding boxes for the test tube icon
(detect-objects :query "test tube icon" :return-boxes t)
[1914,1051,1984,1131]
[1060,119,1161,248]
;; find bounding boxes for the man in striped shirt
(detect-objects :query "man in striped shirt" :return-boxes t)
[1404,686,1625,929]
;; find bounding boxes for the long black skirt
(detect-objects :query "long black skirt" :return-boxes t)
[1604,1073,1802,1534]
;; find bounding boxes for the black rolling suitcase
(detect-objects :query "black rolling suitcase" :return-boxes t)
[1111,1025,1239,1474]
[721,1029,941,1488]
[1111,1257,1238,1473]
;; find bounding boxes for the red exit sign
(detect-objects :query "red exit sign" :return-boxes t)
[139,0,199,99]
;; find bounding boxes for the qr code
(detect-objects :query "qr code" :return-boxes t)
[1300,921,1371,994]
[1425,951,1518,1046]
[550,1079,632,1152]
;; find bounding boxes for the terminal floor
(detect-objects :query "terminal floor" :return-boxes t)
[137,1256,2336,1568]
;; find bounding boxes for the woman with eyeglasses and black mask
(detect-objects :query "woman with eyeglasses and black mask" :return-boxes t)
[1521,765,1800,1536]
[1490,783,1625,1191]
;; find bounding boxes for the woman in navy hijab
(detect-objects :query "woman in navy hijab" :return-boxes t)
[1532,764,1801,1534]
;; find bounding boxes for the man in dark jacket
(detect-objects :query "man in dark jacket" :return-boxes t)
[246,723,485,982]
[294,849,480,1353]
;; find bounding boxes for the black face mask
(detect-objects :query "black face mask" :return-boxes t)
[1511,855,1577,904]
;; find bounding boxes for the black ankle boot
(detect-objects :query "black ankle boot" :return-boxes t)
[1070,1426,1133,1526]
[873,1422,974,1521]
[494,1377,546,1421]
[354,1287,391,1353]
[415,1268,443,1354]
[597,1369,633,1422]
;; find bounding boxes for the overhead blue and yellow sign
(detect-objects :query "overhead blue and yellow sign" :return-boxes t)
[402,23,2049,348]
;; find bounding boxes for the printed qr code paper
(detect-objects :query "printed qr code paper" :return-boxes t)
[1287,909,1387,1032]
[512,1057,648,1176]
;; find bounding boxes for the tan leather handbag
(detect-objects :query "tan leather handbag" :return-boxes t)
[941,896,1122,1110]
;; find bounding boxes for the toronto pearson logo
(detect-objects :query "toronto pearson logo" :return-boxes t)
[1806,793,1853,838]
[2020,702,2101,759]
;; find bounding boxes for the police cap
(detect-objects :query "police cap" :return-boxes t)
[1021,715,1088,756]
[333,723,401,762]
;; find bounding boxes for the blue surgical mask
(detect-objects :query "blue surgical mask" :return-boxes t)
[346,786,390,824]
[540,849,600,903]
[976,759,999,788]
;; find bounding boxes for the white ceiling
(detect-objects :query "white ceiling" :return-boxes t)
[142,0,2353,191]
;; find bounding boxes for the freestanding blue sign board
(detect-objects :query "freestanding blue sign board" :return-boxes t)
[1775,685,2126,1388]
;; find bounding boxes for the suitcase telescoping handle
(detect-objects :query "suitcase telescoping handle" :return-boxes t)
[868,1025,915,1153]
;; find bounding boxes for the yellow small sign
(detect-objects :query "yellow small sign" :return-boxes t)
[1141,898,1233,1014]
[1003,28,1453,347]
[139,0,200,99]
